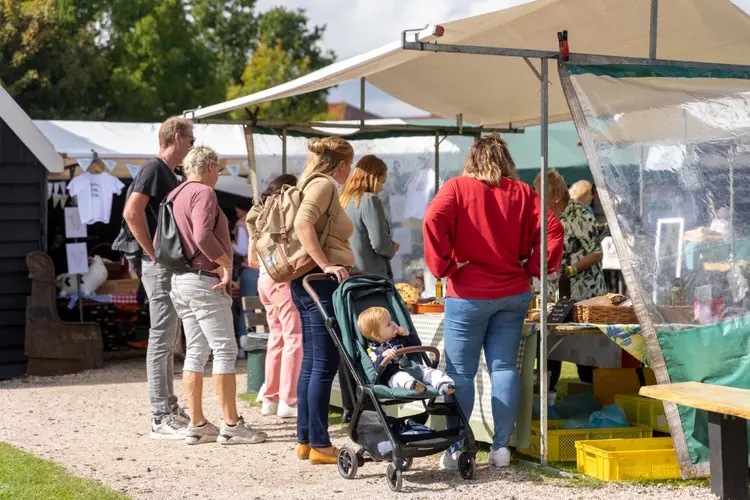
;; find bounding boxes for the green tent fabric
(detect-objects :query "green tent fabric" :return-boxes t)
[406,119,592,185]
[332,275,440,400]
[657,315,750,464]
[503,122,591,185]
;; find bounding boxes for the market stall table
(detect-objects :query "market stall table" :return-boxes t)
[332,316,647,448]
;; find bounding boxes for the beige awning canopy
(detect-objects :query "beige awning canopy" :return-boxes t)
[188,0,750,128]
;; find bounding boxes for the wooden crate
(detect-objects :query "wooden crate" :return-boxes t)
[96,278,140,295]
[574,304,637,324]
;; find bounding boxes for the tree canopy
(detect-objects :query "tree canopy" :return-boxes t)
[0,0,334,121]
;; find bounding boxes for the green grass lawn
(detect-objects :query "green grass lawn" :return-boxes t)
[0,442,128,500]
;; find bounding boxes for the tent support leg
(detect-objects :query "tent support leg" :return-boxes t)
[243,125,259,199]
[434,131,440,197]
[360,77,366,126]
[539,57,550,467]
[282,128,287,174]
[649,0,658,59]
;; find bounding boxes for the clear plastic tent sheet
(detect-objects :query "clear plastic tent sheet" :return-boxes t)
[560,63,750,476]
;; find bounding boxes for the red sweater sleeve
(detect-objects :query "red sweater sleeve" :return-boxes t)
[525,195,565,278]
[423,181,459,279]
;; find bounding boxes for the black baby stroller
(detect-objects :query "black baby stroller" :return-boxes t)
[303,273,477,492]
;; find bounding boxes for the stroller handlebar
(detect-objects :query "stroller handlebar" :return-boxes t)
[302,271,367,310]
[376,346,441,377]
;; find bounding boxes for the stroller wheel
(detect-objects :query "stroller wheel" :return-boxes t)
[386,463,403,492]
[399,457,413,471]
[356,451,366,468]
[458,452,476,480]
[337,447,358,480]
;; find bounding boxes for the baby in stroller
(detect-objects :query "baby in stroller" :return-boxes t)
[358,307,455,396]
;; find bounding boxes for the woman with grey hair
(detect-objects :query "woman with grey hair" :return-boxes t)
[167,145,267,445]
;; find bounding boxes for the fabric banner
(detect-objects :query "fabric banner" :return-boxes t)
[102,159,118,171]
[78,158,93,171]
[227,164,241,177]
[125,164,141,179]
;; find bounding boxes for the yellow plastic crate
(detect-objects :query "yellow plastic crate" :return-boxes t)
[518,420,652,462]
[615,394,670,434]
[575,438,681,481]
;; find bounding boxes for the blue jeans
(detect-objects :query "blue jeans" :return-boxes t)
[290,273,340,448]
[444,291,532,452]
[237,267,260,339]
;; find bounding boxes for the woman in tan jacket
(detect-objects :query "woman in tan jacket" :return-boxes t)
[292,137,355,464]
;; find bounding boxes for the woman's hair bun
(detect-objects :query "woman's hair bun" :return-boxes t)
[308,138,327,155]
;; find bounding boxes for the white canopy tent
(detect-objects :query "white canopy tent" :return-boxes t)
[34,119,462,197]
[184,0,750,481]
[187,0,750,128]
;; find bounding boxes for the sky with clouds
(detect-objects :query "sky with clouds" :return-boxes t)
[255,0,750,118]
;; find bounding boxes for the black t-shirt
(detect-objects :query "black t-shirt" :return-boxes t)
[131,157,180,239]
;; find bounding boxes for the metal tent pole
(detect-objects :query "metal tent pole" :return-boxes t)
[282,128,288,174]
[434,131,440,196]
[649,0,659,59]
[360,77,366,126]
[539,57,550,467]
[243,124,259,199]
[639,147,645,216]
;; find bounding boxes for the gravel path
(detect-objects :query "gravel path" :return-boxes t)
[0,359,715,500]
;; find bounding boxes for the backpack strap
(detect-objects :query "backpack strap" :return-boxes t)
[301,174,340,249]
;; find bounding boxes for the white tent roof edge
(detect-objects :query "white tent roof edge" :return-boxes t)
[0,86,64,173]
[187,40,405,120]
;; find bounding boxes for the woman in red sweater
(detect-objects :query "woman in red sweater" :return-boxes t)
[423,135,564,469]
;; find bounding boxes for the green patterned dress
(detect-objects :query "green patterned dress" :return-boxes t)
[560,201,608,301]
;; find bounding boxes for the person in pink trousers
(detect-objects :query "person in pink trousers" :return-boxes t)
[250,174,303,419]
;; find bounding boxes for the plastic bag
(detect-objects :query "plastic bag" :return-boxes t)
[588,404,629,429]
[557,392,599,419]
[559,417,591,429]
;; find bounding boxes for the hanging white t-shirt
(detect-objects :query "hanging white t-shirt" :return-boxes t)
[66,172,125,224]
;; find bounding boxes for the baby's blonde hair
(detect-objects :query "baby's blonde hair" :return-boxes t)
[358,307,390,342]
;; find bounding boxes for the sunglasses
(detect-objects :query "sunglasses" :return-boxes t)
[181,133,196,146]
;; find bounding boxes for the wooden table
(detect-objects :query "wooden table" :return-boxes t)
[641,382,750,500]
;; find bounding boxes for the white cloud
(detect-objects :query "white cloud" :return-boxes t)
[255,0,528,116]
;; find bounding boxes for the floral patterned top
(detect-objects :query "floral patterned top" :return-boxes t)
[560,200,608,301]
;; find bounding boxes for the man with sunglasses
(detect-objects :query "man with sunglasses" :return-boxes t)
[124,116,196,439]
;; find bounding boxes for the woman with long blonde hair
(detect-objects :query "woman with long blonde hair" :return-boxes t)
[423,134,564,470]
[290,136,356,465]
[340,155,398,280]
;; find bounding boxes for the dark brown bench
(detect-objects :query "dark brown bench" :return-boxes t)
[25,252,103,375]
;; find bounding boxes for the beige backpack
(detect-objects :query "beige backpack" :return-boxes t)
[246,174,340,283]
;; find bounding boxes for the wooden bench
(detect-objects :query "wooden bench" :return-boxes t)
[640,382,750,500]
[25,252,103,375]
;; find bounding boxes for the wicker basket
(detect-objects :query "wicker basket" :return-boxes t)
[656,305,695,324]
[573,304,637,324]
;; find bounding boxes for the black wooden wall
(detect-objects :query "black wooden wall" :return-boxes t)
[0,117,48,379]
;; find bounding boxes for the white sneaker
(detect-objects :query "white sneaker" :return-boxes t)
[185,421,220,445]
[172,406,191,426]
[217,416,268,445]
[150,414,189,440]
[439,450,460,471]
[488,447,511,468]
[261,400,278,416]
[256,383,266,402]
[277,402,297,419]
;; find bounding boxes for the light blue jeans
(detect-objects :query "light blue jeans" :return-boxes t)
[444,290,532,452]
